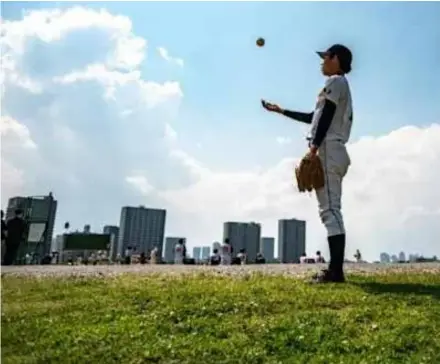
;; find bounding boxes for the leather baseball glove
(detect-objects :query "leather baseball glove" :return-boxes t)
[295,153,325,192]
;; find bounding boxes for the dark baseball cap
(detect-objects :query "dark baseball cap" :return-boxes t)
[317,44,352,73]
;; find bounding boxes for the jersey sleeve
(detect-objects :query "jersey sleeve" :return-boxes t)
[322,76,347,105]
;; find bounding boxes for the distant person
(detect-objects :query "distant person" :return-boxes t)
[256,253,266,264]
[140,252,147,264]
[182,240,187,260]
[315,251,326,263]
[210,248,221,266]
[174,239,185,264]
[150,246,159,264]
[237,249,247,265]
[354,249,362,262]
[300,253,307,264]
[124,247,132,265]
[220,238,232,265]
[3,209,26,265]
[1,210,7,263]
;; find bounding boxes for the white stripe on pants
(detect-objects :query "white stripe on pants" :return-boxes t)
[315,141,350,237]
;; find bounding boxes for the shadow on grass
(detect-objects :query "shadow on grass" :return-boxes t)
[355,281,440,300]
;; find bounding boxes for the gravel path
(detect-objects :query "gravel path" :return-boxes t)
[2,262,440,278]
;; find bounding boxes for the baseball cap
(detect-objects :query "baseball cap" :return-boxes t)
[317,44,352,73]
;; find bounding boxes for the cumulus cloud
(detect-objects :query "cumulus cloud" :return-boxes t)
[1,7,145,70]
[1,6,438,262]
[125,175,154,196]
[157,47,184,67]
[1,116,37,150]
[1,6,185,227]
[157,124,440,261]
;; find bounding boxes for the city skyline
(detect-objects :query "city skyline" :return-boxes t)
[2,4,439,262]
[5,193,438,263]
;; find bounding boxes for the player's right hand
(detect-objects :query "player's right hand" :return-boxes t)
[261,99,282,113]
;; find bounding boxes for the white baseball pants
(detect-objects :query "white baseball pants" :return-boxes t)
[315,141,350,237]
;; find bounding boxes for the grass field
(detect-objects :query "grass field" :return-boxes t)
[2,271,440,364]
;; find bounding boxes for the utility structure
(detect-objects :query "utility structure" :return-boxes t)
[5,192,57,264]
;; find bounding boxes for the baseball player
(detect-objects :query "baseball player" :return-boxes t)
[262,44,353,283]
[220,238,232,265]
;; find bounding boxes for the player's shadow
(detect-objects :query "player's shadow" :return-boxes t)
[355,281,440,301]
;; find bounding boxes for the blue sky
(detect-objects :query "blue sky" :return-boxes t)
[4,2,440,164]
[1,2,439,259]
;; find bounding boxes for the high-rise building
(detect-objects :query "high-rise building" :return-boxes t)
[260,237,275,262]
[201,246,211,260]
[51,234,65,263]
[51,234,64,253]
[164,237,185,263]
[398,251,406,262]
[278,219,306,263]
[5,192,57,262]
[223,222,261,262]
[118,206,166,257]
[380,252,391,263]
[193,246,201,261]
[103,225,119,260]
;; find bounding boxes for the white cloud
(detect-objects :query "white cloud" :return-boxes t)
[1,115,37,149]
[164,123,178,143]
[53,63,183,108]
[1,7,186,227]
[126,176,154,196]
[157,47,184,67]
[156,124,440,261]
[276,136,291,145]
[1,7,145,70]
[1,6,439,262]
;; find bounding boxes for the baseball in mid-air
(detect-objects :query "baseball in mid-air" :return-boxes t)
[256,37,265,47]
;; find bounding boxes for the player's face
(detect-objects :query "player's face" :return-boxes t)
[320,54,340,76]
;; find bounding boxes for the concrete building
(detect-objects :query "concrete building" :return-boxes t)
[201,246,211,261]
[193,246,201,261]
[164,237,186,263]
[50,234,65,263]
[5,193,57,262]
[103,225,119,260]
[278,219,306,263]
[380,252,391,263]
[398,251,406,262]
[223,222,261,262]
[118,206,166,257]
[260,237,275,262]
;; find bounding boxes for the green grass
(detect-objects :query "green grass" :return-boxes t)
[2,272,440,364]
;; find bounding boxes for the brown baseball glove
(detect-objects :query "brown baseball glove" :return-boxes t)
[295,153,325,192]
